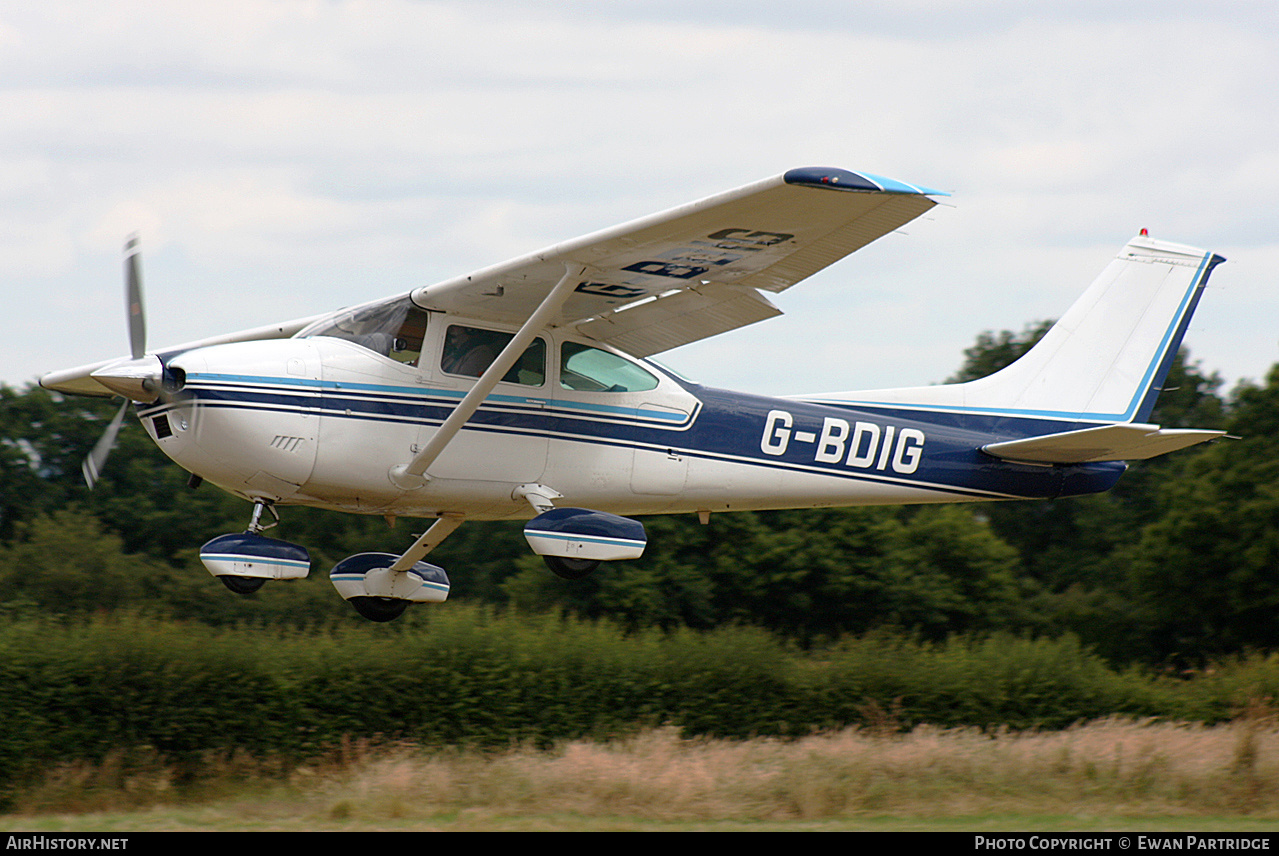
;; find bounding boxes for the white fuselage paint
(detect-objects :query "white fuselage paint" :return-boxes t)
[139,320,979,523]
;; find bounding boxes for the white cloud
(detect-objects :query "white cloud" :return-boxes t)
[1,1,1275,396]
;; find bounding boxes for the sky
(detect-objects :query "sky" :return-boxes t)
[4,1,1277,399]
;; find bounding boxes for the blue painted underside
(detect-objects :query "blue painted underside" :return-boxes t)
[329,552,450,589]
[199,532,310,567]
[525,508,648,544]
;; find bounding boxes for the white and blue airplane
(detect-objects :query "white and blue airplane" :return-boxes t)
[41,167,1226,621]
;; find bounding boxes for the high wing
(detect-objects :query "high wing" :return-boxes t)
[42,313,332,397]
[412,167,945,357]
[42,167,943,398]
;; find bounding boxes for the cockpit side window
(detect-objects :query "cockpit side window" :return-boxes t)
[298,298,428,367]
[559,342,659,392]
[441,325,546,387]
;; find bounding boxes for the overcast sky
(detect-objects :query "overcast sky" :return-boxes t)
[5,1,1277,399]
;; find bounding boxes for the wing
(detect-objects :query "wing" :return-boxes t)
[412,167,945,357]
[43,167,942,397]
[41,313,330,397]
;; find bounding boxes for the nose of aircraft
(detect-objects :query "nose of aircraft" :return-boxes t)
[89,355,166,402]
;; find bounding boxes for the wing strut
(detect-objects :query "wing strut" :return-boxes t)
[389,262,586,490]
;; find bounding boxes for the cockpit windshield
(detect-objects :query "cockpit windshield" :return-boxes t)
[298,297,428,366]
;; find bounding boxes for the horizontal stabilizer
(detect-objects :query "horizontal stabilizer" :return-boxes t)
[981,423,1224,464]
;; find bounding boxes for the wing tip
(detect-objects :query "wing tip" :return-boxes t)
[783,166,949,197]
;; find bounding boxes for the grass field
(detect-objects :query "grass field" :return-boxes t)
[6,717,1279,831]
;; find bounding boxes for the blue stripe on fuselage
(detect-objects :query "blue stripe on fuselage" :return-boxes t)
[684,387,1124,500]
[163,371,1125,502]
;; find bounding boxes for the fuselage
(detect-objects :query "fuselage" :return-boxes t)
[134,309,1125,521]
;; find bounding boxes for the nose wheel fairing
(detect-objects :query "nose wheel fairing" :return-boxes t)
[199,531,311,583]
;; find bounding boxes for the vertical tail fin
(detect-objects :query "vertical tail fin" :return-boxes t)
[817,235,1225,424]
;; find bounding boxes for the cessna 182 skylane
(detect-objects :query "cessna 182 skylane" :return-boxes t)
[41,167,1227,622]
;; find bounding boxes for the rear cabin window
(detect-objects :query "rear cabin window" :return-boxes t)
[559,343,658,392]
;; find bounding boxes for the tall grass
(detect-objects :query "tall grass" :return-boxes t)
[9,719,1279,825]
[6,607,1279,816]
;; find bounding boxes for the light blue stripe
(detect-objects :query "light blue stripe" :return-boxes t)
[189,372,689,423]
[200,553,310,569]
[857,171,950,197]
[524,531,646,548]
[331,574,449,591]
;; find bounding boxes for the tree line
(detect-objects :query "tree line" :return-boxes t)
[1,324,1276,665]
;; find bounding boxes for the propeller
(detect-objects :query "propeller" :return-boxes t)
[82,400,129,488]
[82,235,151,489]
[126,234,145,361]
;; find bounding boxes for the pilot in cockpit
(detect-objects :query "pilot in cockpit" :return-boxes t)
[442,325,498,377]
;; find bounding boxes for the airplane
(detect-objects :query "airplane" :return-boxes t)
[41,166,1227,622]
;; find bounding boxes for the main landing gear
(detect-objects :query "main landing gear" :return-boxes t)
[199,502,456,622]
[521,504,646,579]
[197,491,650,622]
[543,555,601,580]
[329,551,450,622]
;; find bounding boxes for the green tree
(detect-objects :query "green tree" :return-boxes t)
[942,323,1230,661]
[505,505,1029,643]
[1127,367,1279,662]
[0,508,163,616]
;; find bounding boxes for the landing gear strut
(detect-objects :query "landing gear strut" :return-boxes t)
[247,500,279,534]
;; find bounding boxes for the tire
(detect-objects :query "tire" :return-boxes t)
[350,596,410,622]
[220,575,266,594]
[543,555,600,580]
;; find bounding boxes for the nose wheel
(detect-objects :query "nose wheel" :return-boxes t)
[199,501,311,595]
